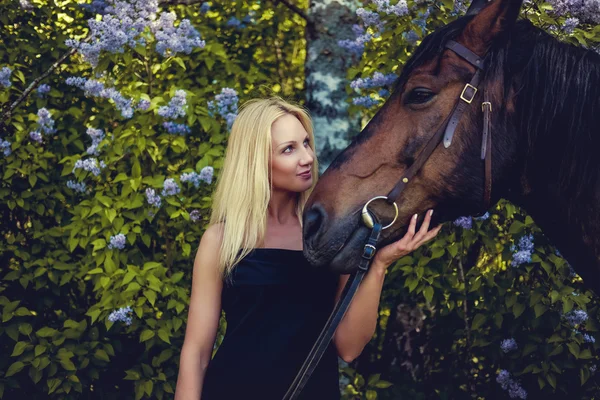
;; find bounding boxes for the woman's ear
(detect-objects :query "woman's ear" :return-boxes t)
[458,0,524,56]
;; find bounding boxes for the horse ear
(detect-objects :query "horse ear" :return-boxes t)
[459,0,523,55]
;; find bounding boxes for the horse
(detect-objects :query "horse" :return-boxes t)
[302,0,600,296]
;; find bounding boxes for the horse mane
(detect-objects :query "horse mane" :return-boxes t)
[508,21,600,204]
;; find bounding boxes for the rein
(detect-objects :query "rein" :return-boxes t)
[283,39,493,400]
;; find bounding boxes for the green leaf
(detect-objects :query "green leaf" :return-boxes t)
[471,314,486,330]
[35,344,47,357]
[60,359,76,371]
[158,328,171,344]
[94,349,110,362]
[423,286,434,303]
[5,361,25,377]
[11,342,28,357]
[36,327,57,338]
[144,290,157,306]
[513,302,526,318]
[140,330,155,342]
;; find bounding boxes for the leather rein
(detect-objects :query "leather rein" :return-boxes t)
[283,39,493,400]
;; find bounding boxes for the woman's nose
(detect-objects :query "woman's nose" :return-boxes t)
[301,147,314,165]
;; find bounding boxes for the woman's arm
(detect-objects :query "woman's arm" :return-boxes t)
[175,224,224,400]
[332,211,442,362]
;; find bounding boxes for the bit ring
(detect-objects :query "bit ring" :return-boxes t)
[361,196,398,230]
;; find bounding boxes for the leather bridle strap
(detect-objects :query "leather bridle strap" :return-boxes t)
[282,223,382,400]
[386,40,492,214]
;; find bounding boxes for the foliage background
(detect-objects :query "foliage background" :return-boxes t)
[0,0,599,399]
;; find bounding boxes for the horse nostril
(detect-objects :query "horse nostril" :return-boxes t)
[304,203,327,245]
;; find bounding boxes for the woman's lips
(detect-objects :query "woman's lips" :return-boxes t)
[298,171,312,179]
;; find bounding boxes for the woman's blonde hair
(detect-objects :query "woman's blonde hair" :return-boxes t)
[209,97,319,277]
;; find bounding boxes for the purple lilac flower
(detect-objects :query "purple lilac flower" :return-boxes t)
[136,99,151,111]
[108,305,133,325]
[403,30,420,46]
[152,12,205,57]
[378,89,389,97]
[338,25,373,57]
[158,89,187,119]
[66,0,159,67]
[548,0,600,24]
[518,234,534,252]
[66,77,134,118]
[583,333,596,343]
[80,0,110,14]
[180,166,213,188]
[161,178,180,197]
[226,17,242,28]
[350,72,397,91]
[86,127,105,155]
[208,88,238,130]
[0,67,12,88]
[511,234,534,267]
[199,166,213,184]
[591,365,597,374]
[496,370,527,399]
[563,17,580,33]
[145,188,162,208]
[500,338,518,353]
[352,95,380,108]
[108,233,127,250]
[356,8,383,29]
[200,2,210,13]
[163,121,191,135]
[0,139,12,156]
[190,209,201,222]
[36,84,51,98]
[73,158,107,176]
[453,216,473,229]
[565,309,589,326]
[37,108,56,135]
[511,250,532,267]
[372,0,409,17]
[29,130,42,143]
[66,180,87,193]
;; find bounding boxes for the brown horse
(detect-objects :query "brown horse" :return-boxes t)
[302,0,600,295]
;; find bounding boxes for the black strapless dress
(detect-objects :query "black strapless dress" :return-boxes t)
[201,248,341,400]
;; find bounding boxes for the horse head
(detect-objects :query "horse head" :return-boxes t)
[302,0,524,271]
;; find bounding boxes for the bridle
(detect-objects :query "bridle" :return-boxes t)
[381,39,494,220]
[283,7,495,400]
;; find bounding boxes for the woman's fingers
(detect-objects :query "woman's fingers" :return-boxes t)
[412,209,433,243]
[405,213,417,240]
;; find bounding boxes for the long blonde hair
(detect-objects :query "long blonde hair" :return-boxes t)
[209,97,319,277]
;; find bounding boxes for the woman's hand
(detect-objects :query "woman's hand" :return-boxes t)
[372,209,442,271]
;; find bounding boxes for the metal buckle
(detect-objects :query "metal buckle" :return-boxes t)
[362,244,376,260]
[460,83,478,104]
[482,101,492,112]
[361,196,399,230]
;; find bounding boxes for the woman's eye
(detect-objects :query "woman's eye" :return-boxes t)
[406,88,435,105]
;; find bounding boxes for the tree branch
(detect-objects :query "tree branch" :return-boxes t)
[0,36,92,132]
[272,0,309,22]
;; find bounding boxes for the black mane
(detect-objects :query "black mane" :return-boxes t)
[509,21,600,206]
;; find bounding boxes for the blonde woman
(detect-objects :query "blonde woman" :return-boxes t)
[174,97,441,400]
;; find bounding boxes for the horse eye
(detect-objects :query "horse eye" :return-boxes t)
[406,88,435,105]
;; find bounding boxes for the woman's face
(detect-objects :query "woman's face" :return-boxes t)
[270,114,315,193]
